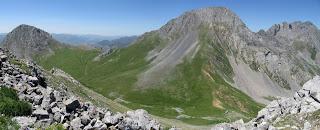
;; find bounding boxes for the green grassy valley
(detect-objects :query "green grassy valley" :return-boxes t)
[37,30,263,125]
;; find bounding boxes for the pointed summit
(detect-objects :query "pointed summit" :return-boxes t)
[159,7,246,37]
[2,24,61,59]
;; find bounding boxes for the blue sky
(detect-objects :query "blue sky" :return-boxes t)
[0,0,319,36]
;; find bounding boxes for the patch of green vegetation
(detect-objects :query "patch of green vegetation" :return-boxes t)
[37,29,262,125]
[9,59,31,75]
[181,117,227,125]
[0,87,32,116]
[41,123,64,130]
[0,116,20,130]
[309,47,317,60]
[199,24,234,82]
[274,110,320,129]
[263,96,278,101]
[310,109,320,120]
[274,114,303,129]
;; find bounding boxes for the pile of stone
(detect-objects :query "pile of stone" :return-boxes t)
[0,48,160,130]
[256,75,320,122]
[211,75,320,130]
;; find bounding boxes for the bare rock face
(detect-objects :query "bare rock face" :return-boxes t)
[211,75,320,130]
[236,21,320,103]
[63,97,81,113]
[124,109,161,130]
[256,75,320,122]
[159,7,246,38]
[13,117,37,129]
[2,24,60,59]
[32,108,50,120]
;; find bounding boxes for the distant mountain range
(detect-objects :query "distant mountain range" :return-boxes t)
[0,32,135,45]
[0,33,6,43]
[51,33,122,44]
[96,36,138,48]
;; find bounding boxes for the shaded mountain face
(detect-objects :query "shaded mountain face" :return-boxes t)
[2,24,61,59]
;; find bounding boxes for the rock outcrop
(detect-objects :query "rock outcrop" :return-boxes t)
[2,24,61,59]
[211,75,320,130]
[0,48,160,129]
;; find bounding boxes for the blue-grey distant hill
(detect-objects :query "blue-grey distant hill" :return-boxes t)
[52,33,122,44]
[1,32,123,45]
[0,33,7,43]
[96,36,138,49]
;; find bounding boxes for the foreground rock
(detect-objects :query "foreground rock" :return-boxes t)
[0,48,160,130]
[211,75,320,130]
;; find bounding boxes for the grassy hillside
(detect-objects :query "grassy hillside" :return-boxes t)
[37,30,263,125]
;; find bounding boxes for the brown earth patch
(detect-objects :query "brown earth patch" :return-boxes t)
[202,68,215,82]
[212,98,224,109]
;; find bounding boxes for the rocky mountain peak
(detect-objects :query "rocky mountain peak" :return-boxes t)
[5,24,53,43]
[11,24,51,37]
[159,7,246,38]
[263,21,320,54]
[265,21,320,43]
[2,24,59,59]
[190,7,244,25]
[266,21,319,36]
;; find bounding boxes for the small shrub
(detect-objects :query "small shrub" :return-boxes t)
[310,47,317,60]
[0,87,19,100]
[8,59,32,75]
[0,116,20,130]
[44,123,65,130]
[0,87,32,116]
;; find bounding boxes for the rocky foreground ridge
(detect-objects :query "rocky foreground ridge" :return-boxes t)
[0,48,160,129]
[212,75,320,130]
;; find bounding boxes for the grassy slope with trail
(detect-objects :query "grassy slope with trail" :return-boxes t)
[37,30,262,125]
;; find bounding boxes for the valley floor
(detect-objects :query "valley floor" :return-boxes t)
[45,68,215,129]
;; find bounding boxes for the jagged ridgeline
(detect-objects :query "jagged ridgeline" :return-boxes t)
[2,7,320,125]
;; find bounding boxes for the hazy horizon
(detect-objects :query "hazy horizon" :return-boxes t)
[0,0,319,36]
